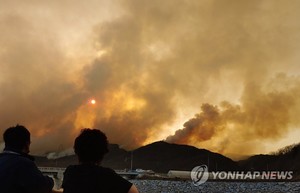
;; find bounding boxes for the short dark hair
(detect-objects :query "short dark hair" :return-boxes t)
[3,124,30,150]
[74,129,109,163]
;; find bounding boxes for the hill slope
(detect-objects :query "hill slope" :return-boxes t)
[36,141,238,173]
[35,141,300,174]
[238,143,300,173]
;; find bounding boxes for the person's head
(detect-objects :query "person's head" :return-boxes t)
[74,128,109,164]
[3,124,31,154]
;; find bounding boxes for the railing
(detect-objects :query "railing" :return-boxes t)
[38,167,139,179]
[38,167,66,172]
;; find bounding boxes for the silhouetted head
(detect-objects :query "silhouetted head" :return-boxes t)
[74,128,109,164]
[3,124,31,154]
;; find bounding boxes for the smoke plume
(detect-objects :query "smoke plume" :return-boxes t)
[0,0,300,157]
[167,76,300,156]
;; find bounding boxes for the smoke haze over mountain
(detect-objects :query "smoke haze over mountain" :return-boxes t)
[1,0,300,157]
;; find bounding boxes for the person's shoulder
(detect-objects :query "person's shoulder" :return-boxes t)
[63,165,82,182]
[18,155,36,166]
[2,153,38,172]
[64,165,78,174]
[98,166,131,182]
[2,153,34,165]
[98,166,117,174]
[98,166,134,192]
[95,166,124,179]
[65,164,102,174]
[65,165,77,170]
[64,165,117,177]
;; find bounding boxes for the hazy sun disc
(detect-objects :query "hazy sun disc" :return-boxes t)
[90,99,96,105]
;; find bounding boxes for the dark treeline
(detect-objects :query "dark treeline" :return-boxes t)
[36,141,300,175]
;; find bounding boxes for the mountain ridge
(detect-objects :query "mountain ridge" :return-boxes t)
[35,141,300,174]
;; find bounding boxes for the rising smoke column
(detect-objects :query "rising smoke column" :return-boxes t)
[167,76,300,156]
[166,104,222,143]
[84,0,300,152]
[0,0,300,156]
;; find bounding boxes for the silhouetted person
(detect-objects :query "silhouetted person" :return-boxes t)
[0,124,54,193]
[62,129,139,193]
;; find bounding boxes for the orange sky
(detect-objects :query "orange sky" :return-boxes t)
[0,0,300,159]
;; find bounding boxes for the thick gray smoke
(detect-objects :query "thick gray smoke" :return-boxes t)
[166,76,300,156]
[0,0,300,157]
